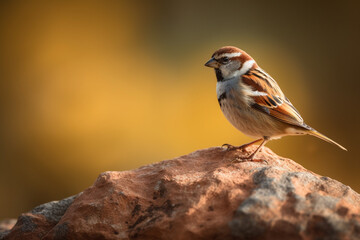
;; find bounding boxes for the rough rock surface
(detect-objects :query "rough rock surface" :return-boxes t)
[1,146,360,240]
[0,219,16,239]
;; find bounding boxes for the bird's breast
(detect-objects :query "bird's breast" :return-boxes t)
[216,78,239,98]
[216,77,249,106]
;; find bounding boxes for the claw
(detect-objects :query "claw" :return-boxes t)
[222,138,269,164]
[222,143,236,150]
[222,138,263,152]
[221,143,249,152]
[231,155,268,164]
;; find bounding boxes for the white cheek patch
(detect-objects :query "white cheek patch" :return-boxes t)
[219,65,231,77]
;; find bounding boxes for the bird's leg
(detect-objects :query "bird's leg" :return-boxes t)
[233,137,270,163]
[222,138,263,151]
[246,137,269,160]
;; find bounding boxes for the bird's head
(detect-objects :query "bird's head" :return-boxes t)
[205,46,257,81]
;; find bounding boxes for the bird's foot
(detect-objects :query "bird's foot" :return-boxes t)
[221,143,251,152]
[222,143,237,150]
[231,155,268,164]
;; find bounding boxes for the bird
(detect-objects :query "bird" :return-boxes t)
[204,46,346,161]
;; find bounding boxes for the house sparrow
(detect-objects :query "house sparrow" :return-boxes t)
[205,46,346,161]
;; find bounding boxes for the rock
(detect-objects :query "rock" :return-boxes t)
[0,219,16,239]
[1,146,360,240]
[0,219,16,233]
[2,195,77,240]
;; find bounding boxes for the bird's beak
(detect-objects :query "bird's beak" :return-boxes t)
[204,57,219,68]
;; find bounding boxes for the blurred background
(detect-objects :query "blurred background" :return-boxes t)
[0,0,359,219]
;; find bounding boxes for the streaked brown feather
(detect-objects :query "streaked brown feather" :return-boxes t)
[243,69,283,97]
[242,68,305,127]
[269,104,304,126]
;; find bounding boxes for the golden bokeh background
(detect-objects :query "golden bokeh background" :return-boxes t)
[1,0,359,219]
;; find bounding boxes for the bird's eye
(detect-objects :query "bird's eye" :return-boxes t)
[220,57,230,64]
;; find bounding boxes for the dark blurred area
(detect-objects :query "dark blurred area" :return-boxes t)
[1,0,359,219]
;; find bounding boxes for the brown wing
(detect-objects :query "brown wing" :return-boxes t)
[242,68,306,128]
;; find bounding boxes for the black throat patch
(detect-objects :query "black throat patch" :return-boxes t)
[215,69,224,82]
[217,92,227,106]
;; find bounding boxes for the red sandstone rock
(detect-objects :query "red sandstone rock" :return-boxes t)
[0,219,16,238]
[2,146,360,239]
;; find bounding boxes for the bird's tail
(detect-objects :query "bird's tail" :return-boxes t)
[306,129,347,151]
